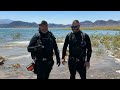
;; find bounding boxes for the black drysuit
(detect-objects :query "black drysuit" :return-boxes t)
[27,31,60,79]
[62,30,92,79]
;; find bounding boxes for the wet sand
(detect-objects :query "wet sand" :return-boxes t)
[0,42,120,79]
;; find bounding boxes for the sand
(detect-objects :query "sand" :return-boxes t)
[0,42,120,79]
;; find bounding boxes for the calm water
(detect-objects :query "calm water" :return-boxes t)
[0,28,119,43]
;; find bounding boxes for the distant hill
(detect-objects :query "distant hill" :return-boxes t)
[0,21,38,28]
[0,19,14,24]
[0,19,120,28]
[8,21,38,28]
[80,20,120,27]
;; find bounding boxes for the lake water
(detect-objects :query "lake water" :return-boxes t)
[0,28,120,44]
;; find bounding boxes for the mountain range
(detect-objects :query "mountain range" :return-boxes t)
[0,19,120,28]
[0,19,14,24]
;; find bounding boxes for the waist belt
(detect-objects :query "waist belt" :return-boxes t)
[36,56,53,62]
[42,58,47,61]
[70,57,80,62]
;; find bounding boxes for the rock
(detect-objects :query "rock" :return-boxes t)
[12,63,21,68]
[116,70,120,73]
[0,56,5,65]
[91,75,94,77]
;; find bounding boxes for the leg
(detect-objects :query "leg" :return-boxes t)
[44,60,54,79]
[68,58,76,79]
[77,62,86,79]
[37,67,50,79]
[36,62,45,79]
[37,67,45,79]
[69,68,76,79]
[44,67,52,79]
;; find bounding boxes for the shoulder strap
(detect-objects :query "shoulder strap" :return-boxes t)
[68,31,85,42]
[69,32,73,41]
[81,31,86,42]
[48,31,56,39]
[35,33,41,39]
[35,33,42,45]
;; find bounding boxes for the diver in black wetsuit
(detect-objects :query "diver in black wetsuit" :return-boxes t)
[62,20,92,79]
[27,20,60,79]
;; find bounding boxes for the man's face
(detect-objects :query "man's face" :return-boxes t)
[40,24,48,33]
[71,22,80,33]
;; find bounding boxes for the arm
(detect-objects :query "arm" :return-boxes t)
[27,34,38,59]
[53,39,60,62]
[62,35,69,59]
[27,34,38,48]
[85,34,92,62]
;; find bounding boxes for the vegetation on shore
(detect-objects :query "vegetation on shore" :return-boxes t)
[61,26,120,30]
[90,32,120,58]
[56,37,64,43]
[56,31,120,59]
[81,26,120,30]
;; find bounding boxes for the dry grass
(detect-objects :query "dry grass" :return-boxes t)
[91,40,99,47]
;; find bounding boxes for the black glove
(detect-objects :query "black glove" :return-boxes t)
[57,60,60,67]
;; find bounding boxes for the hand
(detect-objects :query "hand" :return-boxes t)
[62,59,67,65]
[57,61,60,67]
[84,61,90,70]
[32,57,36,62]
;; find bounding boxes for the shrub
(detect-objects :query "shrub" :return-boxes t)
[91,40,99,47]
[96,48,103,56]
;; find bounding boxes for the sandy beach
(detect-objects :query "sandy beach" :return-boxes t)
[0,41,120,79]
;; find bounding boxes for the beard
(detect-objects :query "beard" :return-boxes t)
[72,29,79,33]
[41,30,48,33]
[40,29,48,34]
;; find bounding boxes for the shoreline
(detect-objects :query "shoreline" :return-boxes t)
[0,36,120,79]
[0,27,120,30]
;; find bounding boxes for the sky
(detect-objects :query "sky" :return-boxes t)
[0,11,120,25]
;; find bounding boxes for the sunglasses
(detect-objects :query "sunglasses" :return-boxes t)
[71,26,79,29]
